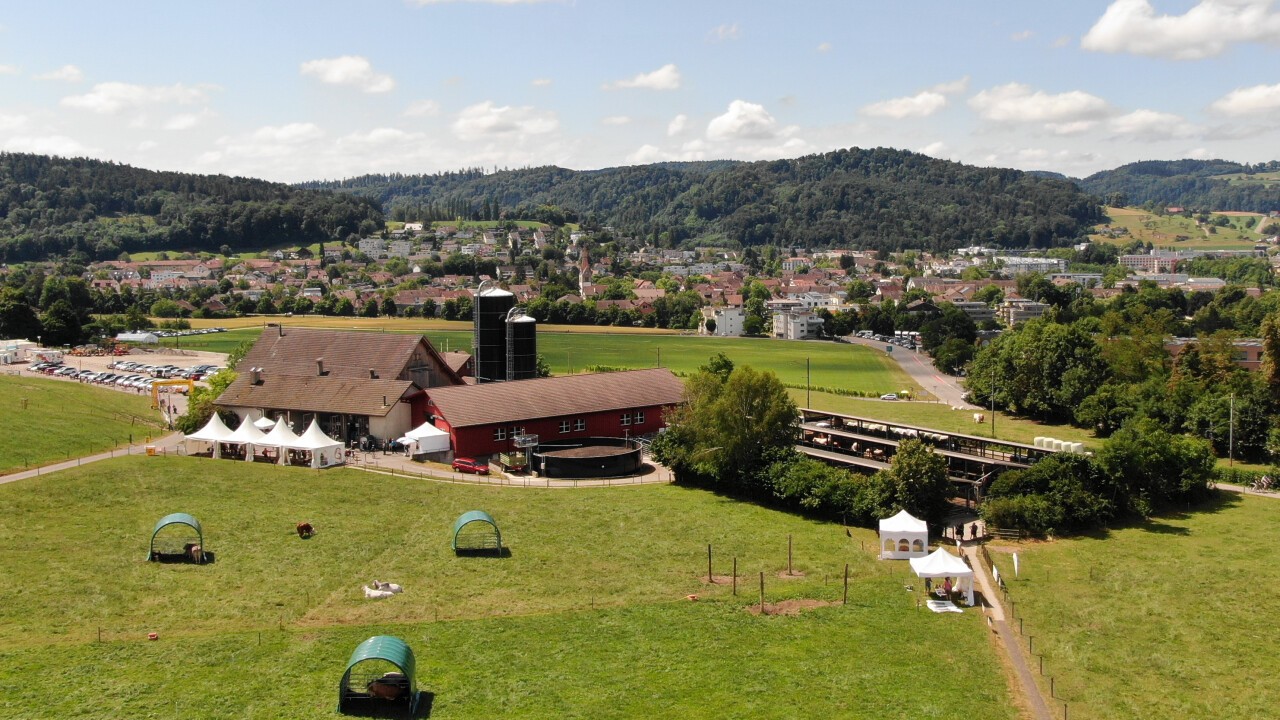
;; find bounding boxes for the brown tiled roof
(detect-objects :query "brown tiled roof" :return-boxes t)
[215,374,414,417]
[238,327,430,381]
[427,368,685,428]
[441,351,472,374]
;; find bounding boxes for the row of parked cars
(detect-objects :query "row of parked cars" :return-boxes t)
[107,360,223,381]
[853,330,917,351]
[27,362,185,393]
[154,327,229,338]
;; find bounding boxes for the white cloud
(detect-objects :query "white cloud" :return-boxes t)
[1210,82,1280,115]
[1,134,96,157]
[710,23,740,41]
[707,100,779,140]
[1187,147,1213,159]
[0,112,27,131]
[1109,109,1198,140]
[250,122,325,145]
[412,0,553,4]
[137,140,158,152]
[667,113,688,136]
[35,64,83,83]
[1011,30,1034,41]
[1082,0,1280,60]
[816,42,832,53]
[300,55,395,93]
[1045,120,1098,136]
[627,144,663,164]
[531,78,552,87]
[163,110,212,131]
[917,141,949,158]
[0,65,17,75]
[601,115,630,126]
[604,63,681,91]
[969,82,1110,123]
[61,82,207,114]
[1053,35,1072,47]
[862,91,947,119]
[931,76,970,95]
[403,99,441,117]
[452,101,558,140]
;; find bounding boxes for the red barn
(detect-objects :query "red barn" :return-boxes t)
[424,368,685,459]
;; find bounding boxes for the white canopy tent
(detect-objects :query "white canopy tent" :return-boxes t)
[252,416,278,431]
[909,548,975,606]
[404,421,450,454]
[184,413,235,459]
[258,419,302,465]
[879,509,929,559]
[226,419,268,462]
[293,418,344,468]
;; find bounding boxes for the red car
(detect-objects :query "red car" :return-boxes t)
[452,457,489,475]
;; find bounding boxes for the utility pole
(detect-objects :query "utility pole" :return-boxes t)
[990,363,997,439]
[1229,393,1235,467]
[806,357,811,409]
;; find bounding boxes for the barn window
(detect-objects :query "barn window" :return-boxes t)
[574,419,585,431]
[493,427,507,441]
[559,420,570,434]
[620,412,632,426]
[634,410,645,424]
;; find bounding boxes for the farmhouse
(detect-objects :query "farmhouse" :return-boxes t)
[214,327,465,444]
[424,368,685,459]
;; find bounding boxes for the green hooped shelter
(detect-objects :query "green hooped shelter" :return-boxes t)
[147,512,205,563]
[338,635,418,714]
[451,510,502,552]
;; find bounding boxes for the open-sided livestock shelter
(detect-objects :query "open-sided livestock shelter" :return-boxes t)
[337,635,419,716]
[451,510,502,554]
[147,512,207,563]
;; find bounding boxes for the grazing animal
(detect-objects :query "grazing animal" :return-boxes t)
[362,585,395,599]
[185,543,203,563]
[296,522,314,538]
[366,672,407,700]
[371,580,403,594]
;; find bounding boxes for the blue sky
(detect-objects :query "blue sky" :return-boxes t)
[1,0,1278,182]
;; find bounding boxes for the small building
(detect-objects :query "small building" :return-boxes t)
[772,309,824,340]
[424,368,685,460]
[700,306,745,337]
[117,331,160,345]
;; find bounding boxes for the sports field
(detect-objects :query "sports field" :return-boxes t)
[0,456,1015,719]
[991,491,1280,720]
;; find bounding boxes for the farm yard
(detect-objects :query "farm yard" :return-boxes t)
[0,456,1015,719]
[991,492,1280,720]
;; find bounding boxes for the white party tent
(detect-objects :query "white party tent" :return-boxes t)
[226,418,268,462]
[185,413,235,459]
[879,509,929,559]
[404,421,451,454]
[909,548,975,606]
[258,419,301,465]
[294,419,345,468]
[252,415,278,431]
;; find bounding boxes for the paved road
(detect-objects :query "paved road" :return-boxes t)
[845,336,976,408]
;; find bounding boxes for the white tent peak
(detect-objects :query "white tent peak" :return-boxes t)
[186,413,234,443]
[259,418,300,446]
[252,416,277,431]
[879,509,927,534]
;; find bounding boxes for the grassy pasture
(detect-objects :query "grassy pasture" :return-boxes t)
[1091,206,1262,249]
[0,456,1015,719]
[0,374,162,474]
[991,491,1280,720]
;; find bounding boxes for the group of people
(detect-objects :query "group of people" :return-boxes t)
[924,576,956,598]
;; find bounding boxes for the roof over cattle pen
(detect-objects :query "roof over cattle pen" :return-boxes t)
[339,635,419,715]
[426,367,685,427]
[452,510,502,551]
[152,513,202,540]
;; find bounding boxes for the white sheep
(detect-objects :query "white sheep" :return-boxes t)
[371,580,403,594]
[362,585,395,599]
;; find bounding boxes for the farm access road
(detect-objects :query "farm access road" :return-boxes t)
[843,336,976,409]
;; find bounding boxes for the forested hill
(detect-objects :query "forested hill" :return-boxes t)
[303,148,1104,253]
[1078,159,1280,213]
[0,153,383,263]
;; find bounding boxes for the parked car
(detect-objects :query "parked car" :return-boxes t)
[451,457,490,475]
[880,393,899,401]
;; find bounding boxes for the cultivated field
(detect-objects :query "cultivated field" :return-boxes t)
[172,320,919,397]
[0,456,1015,719]
[991,492,1279,720]
[1091,206,1264,249]
[0,374,162,474]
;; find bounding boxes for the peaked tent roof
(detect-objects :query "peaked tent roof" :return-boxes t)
[258,418,301,447]
[226,418,268,445]
[909,548,973,578]
[252,416,277,430]
[292,418,343,450]
[186,413,234,443]
[405,420,450,453]
[405,421,449,440]
[879,509,928,534]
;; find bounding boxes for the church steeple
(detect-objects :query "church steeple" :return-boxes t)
[578,245,593,293]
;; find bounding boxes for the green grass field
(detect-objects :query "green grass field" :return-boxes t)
[991,492,1279,720]
[1092,207,1263,250]
[797,390,1098,448]
[0,457,1015,719]
[0,374,163,474]
[1217,170,1280,188]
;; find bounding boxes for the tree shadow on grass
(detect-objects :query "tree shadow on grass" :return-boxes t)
[1077,490,1242,540]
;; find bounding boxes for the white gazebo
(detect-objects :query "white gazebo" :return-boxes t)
[909,548,975,606]
[293,418,345,468]
[404,420,450,454]
[185,413,235,459]
[226,418,268,462]
[258,419,301,465]
[252,415,278,431]
[879,509,929,559]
